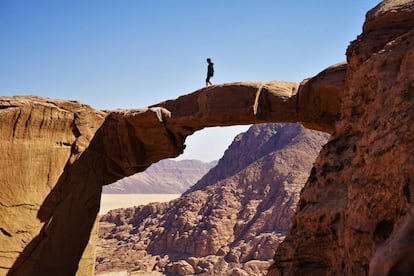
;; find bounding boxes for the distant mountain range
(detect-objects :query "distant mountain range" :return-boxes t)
[103,159,217,194]
[96,123,329,275]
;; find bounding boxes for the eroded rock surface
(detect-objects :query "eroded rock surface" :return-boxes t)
[0,97,107,275]
[269,0,414,275]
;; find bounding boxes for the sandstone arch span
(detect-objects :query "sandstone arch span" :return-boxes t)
[1,63,345,275]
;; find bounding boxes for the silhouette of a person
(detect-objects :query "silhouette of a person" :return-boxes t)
[206,58,214,86]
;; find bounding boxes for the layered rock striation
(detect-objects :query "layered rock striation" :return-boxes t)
[269,0,414,275]
[0,97,107,275]
[96,123,328,275]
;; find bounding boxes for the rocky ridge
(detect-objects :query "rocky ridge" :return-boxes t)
[103,159,217,194]
[96,123,329,275]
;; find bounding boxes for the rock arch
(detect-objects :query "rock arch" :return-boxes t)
[1,63,345,275]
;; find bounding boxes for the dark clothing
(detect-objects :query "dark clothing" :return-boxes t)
[206,62,214,83]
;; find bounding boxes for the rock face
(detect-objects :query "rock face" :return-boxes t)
[103,159,217,194]
[95,123,329,275]
[0,78,343,275]
[0,97,108,275]
[269,1,414,275]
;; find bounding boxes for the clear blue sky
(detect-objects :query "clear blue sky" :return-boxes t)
[0,0,380,161]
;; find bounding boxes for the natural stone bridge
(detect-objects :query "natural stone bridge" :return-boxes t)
[3,1,414,274]
[0,63,345,275]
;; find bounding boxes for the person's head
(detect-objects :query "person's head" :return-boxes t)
[206,58,211,63]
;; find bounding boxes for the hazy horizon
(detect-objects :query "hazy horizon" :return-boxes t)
[100,194,181,215]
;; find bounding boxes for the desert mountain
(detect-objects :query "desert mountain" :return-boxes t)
[95,123,329,275]
[103,159,217,194]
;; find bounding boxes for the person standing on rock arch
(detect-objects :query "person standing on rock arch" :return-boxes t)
[206,58,214,86]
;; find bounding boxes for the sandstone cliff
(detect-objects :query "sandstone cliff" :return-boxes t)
[269,0,414,275]
[96,123,328,275]
[103,159,217,194]
[0,97,108,275]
